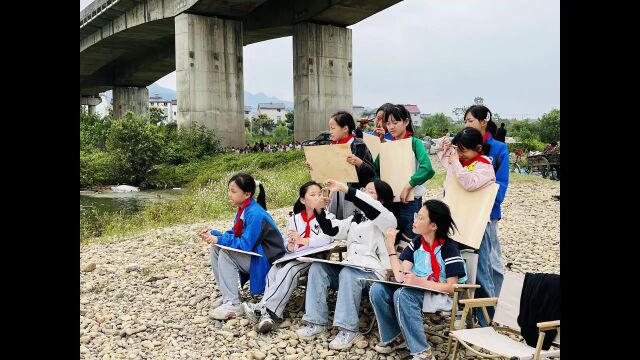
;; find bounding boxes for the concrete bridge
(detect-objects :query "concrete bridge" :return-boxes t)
[80,0,402,146]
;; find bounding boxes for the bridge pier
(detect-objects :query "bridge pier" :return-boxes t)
[174,13,244,148]
[293,23,353,141]
[112,86,148,119]
[80,95,101,115]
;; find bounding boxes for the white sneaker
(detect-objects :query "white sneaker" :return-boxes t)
[241,302,261,323]
[209,301,241,320]
[296,323,328,339]
[257,312,275,333]
[211,297,223,309]
[412,348,435,360]
[207,298,224,319]
[328,330,364,350]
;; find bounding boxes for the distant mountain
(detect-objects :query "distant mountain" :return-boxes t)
[104,84,294,110]
[244,92,293,110]
[147,83,177,101]
[101,84,377,111]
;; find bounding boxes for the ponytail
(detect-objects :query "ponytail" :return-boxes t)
[292,181,322,214]
[292,199,305,214]
[256,181,266,210]
[228,173,267,210]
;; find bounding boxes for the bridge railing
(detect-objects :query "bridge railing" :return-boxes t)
[80,0,118,28]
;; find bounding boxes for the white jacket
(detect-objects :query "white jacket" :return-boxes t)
[284,212,334,252]
[316,187,398,280]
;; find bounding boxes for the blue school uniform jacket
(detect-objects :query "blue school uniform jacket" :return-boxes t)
[215,198,285,295]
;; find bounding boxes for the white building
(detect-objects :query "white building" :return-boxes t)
[258,102,286,123]
[149,93,177,123]
[244,106,252,120]
[401,104,422,128]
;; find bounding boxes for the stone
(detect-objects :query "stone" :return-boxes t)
[81,263,97,272]
[125,263,140,272]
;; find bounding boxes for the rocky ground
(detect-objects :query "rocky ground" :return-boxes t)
[80,170,559,360]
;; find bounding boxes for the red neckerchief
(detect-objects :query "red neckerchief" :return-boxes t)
[392,131,413,141]
[233,198,251,237]
[331,134,355,145]
[421,236,444,282]
[482,131,491,143]
[298,210,316,248]
[460,153,491,167]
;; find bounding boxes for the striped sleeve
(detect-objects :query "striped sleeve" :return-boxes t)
[399,237,420,262]
[441,241,466,279]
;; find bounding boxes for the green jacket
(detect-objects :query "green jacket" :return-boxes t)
[374,136,435,196]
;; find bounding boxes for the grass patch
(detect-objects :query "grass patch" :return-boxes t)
[81,151,310,244]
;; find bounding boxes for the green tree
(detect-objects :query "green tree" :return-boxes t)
[149,107,167,124]
[537,109,560,144]
[420,113,453,137]
[244,128,254,145]
[80,110,111,152]
[252,114,276,136]
[159,122,220,165]
[452,97,485,122]
[285,112,294,133]
[452,106,467,122]
[106,112,163,185]
[273,124,290,144]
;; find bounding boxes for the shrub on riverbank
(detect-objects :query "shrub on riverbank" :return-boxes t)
[80,111,220,188]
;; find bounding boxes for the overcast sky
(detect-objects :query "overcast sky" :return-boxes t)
[81,0,559,119]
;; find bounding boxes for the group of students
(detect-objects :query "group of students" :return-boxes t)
[197,104,509,360]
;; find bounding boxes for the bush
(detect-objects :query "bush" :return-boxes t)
[273,124,291,144]
[80,111,221,188]
[105,112,164,185]
[80,110,111,152]
[160,122,220,165]
[537,109,560,144]
[521,138,546,152]
[80,150,117,186]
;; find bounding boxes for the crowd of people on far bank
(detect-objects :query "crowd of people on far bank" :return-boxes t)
[221,141,303,154]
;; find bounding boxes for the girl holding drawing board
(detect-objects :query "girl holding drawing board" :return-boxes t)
[197,173,285,320]
[445,105,508,325]
[241,181,335,333]
[296,178,397,350]
[435,126,496,192]
[369,200,467,360]
[374,105,435,244]
[305,111,375,219]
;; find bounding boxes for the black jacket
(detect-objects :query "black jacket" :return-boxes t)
[517,273,560,350]
[350,137,376,189]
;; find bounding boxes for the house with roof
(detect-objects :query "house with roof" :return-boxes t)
[244,106,252,120]
[258,102,286,122]
[401,104,422,128]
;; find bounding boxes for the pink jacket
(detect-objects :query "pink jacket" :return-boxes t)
[435,137,496,192]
